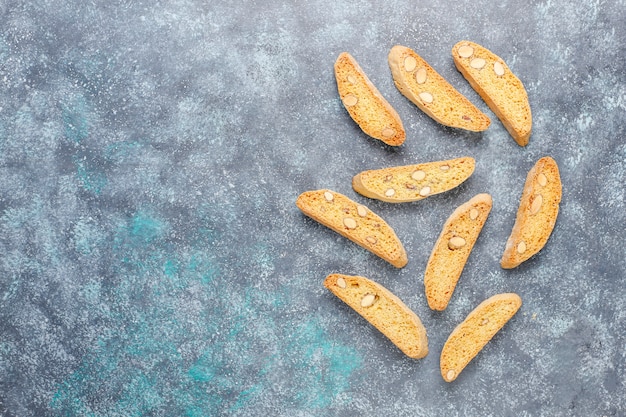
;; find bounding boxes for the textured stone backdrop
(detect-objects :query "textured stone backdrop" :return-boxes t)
[0,0,624,416]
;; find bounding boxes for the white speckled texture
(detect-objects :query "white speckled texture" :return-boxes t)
[0,0,624,416]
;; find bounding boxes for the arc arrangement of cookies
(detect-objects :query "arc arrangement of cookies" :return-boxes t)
[296,41,563,382]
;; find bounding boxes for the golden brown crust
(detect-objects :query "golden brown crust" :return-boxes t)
[388,45,490,131]
[335,52,406,146]
[500,157,562,268]
[324,273,428,359]
[296,189,408,268]
[440,293,522,382]
[352,157,475,203]
[452,41,532,146]
[425,194,493,311]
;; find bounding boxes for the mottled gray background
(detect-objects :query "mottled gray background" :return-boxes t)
[0,0,624,416]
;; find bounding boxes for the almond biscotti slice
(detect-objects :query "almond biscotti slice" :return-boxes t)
[440,293,522,382]
[388,45,490,131]
[324,273,428,359]
[452,41,532,146]
[296,189,408,268]
[501,156,562,269]
[425,194,493,311]
[352,156,475,203]
[335,52,406,146]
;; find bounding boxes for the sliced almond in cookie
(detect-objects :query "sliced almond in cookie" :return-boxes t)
[470,58,486,69]
[419,186,431,196]
[493,61,505,77]
[457,44,474,58]
[342,94,358,107]
[404,56,417,72]
[415,67,427,84]
[419,92,434,104]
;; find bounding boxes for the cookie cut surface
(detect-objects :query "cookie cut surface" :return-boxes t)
[501,156,562,269]
[440,293,522,382]
[425,194,493,311]
[388,45,490,131]
[335,52,406,146]
[452,40,532,146]
[352,157,475,203]
[324,273,428,359]
[296,189,408,268]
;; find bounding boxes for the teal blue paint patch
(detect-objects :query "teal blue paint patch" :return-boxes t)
[74,159,107,194]
[50,349,120,416]
[72,221,95,256]
[186,250,219,285]
[113,211,168,257]
[112,372,164,416]
[50,389,95,417]
[188,352,218,383]
[179,289,265,415]
[229,383,262,413]
[183,332,247,414]
[329,343,361,376]
[163,259,179,277]
[130,212,166,243]
[289,319,362,409]
[185,405,217,417]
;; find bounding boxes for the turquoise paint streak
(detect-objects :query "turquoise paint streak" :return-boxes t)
[129,211,166,243]
[112,211,167,264]
[290,319,362,409]
[74,158,107,194]
[163,258,179,277]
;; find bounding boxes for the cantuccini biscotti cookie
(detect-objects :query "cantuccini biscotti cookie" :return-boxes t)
[501,156,562,269]
[335,52,406,146]
[424,194,493,311]
[352,157,475,203]
[324,273,428,359]
[388,45,490,131]
[440,293,522,382]
[296,190,408,268]
[452,41,532,146]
